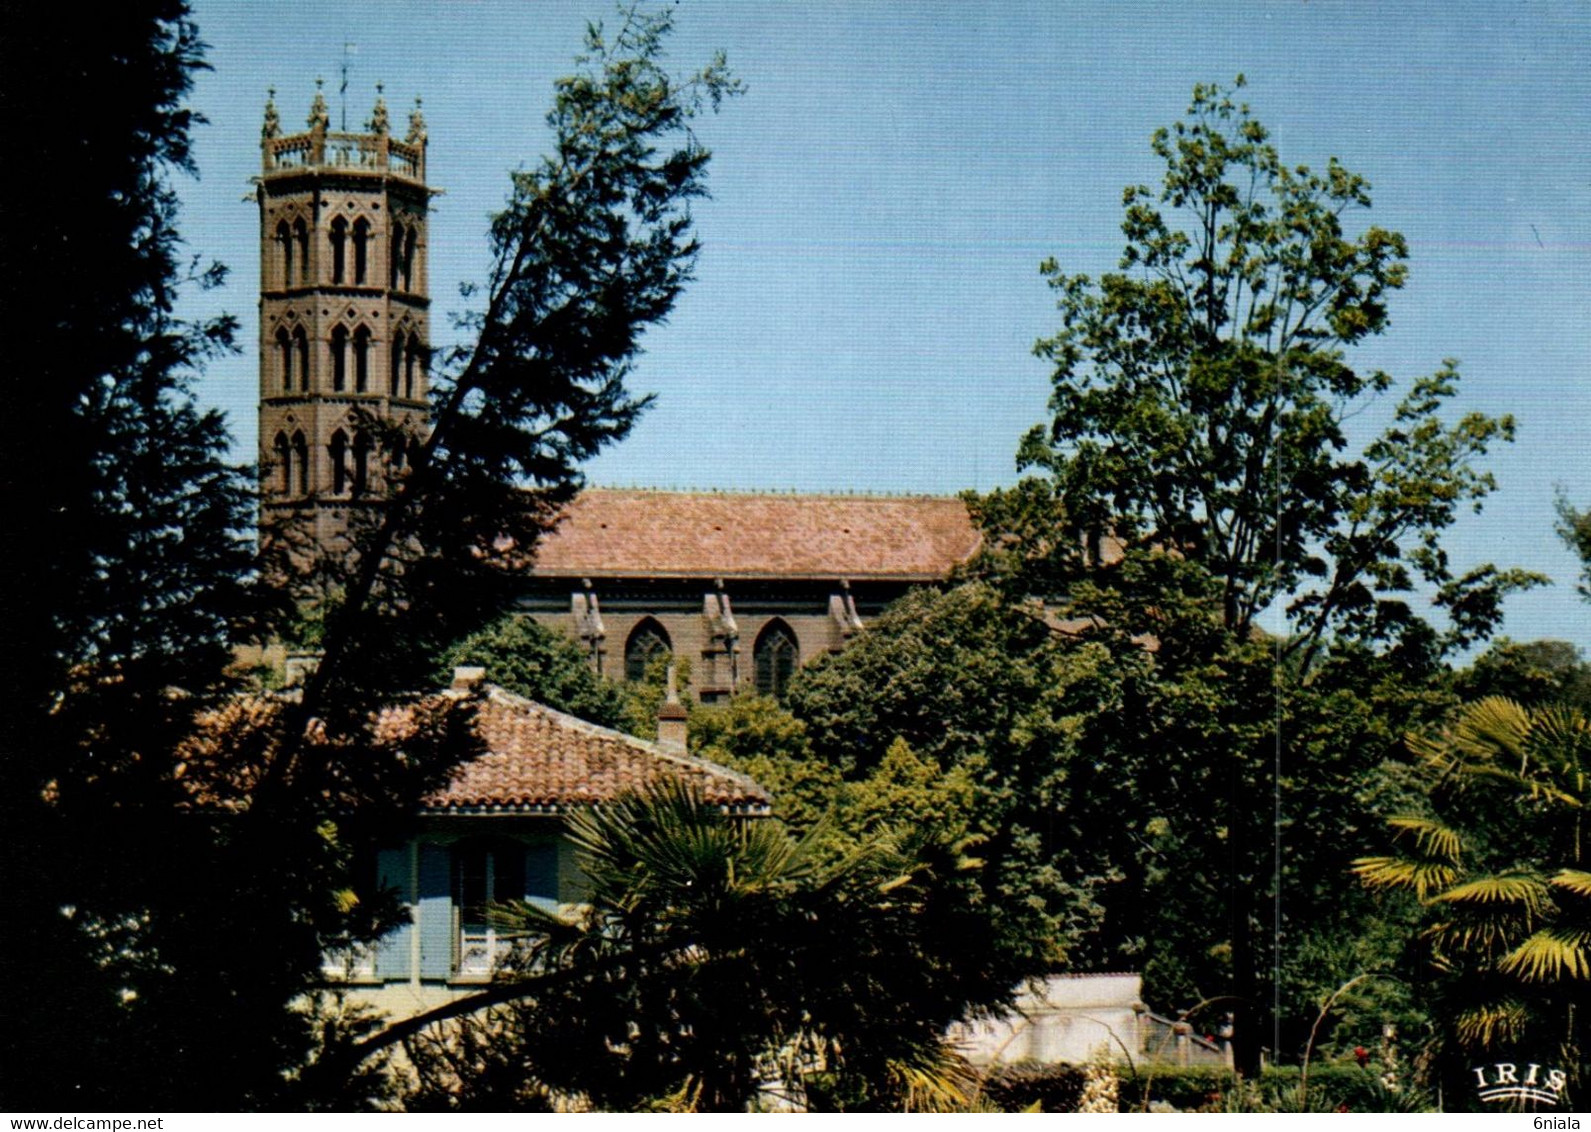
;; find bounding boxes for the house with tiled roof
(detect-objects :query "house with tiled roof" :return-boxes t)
[335,668,769,1019]
[519,488,982,703]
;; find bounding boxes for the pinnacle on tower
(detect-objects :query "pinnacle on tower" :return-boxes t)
[308,78,329,133]
[368,82,389,135]
[407,96,427,145]
[262,87,279,139]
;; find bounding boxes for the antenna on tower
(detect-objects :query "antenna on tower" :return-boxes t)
[339,41,357,131]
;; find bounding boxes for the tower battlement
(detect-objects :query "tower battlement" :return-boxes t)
[263,130,426,182]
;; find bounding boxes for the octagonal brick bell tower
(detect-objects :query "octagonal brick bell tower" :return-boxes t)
[256,81,435,560]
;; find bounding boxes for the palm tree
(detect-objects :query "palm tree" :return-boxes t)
[1354,697,1591,1095]
[409,780,987,1111]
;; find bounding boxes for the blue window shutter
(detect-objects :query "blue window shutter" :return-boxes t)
[372,847,412,980]
[417,843,454,979]
[525,842,559,913]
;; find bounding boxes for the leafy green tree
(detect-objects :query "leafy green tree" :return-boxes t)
[968,77,1533,1073]
[785,583,1110,971]
[0,3,280,1107]
[979,76,1532,667]
[1355,697,1591,1103]
[689,691,841,833]
[1454,639,1591,711]
[436,614,630,728]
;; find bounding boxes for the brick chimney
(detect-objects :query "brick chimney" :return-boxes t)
[656,663,688,753]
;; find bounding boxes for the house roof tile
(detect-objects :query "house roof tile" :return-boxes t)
[529,489,980,581]
[184,686,769,815]
[414,686,770,814]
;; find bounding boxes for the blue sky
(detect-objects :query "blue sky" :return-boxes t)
[181,1,1590,651]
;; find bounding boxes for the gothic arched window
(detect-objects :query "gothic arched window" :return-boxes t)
[291,430,309,494]
[401,226,417,291]
[293,218,309,283]
[404,333,421,399]
[276,221,292,287]
[754,620,799,699]
[389,222,404,289]
[351,432,371,496]
[353,326,371,393]
[352,218,370,284]
[389,331,403,396]
[624,619,671,683]
[330,325,348,392]
[293,326,309,391]
[272,432,291,494]
[275,328,293,391]
[329,216,347,284]
[329,429,349,495]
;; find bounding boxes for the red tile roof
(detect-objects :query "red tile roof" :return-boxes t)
[529,489,980,581]
[183,686,770,815]
[412,687,770,814]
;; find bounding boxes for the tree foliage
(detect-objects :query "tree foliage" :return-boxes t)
[784,584,1112,969]
[1454,638,1591,712]
[435,614,630,729]
[1558,495,1591,605]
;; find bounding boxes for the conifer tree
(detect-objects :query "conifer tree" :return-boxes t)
[0,2,739,1108]
[0,1,266,1106]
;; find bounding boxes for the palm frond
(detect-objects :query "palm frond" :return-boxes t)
[1354,815,1465,899]
[1428,873,1549,914]
[1521,704,1591,806]
[1424,915,1529,959]
[1351,855,1460,900]
[1386,816,1462,862]
[1499,928,1591,982]
[1447,696,1532,765]
[1453,999,1530,1051]
[1551,869,1591,900]
[886,1041,978,1113]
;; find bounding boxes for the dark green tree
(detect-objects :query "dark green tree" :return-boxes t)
[235,5,741,1107]
[1,2,738,1109]
[0,1,274,1107]
[784,584,1113,977]
[1454,638,1591,711]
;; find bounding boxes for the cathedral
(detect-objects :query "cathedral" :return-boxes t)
[255,89,978,700]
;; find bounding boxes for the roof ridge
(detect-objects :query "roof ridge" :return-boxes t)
[573,485,967,502]
[482,684,769,800]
